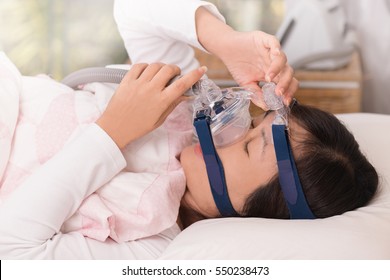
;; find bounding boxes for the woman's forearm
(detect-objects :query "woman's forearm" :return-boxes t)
[195,7,235,57]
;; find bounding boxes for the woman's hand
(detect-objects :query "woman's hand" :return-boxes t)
[196,7,298,106]
[96,63,207,149]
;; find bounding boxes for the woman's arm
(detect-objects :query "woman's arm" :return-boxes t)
[0,124,180,259]
[0,63,204,259]
[0,125,127,259]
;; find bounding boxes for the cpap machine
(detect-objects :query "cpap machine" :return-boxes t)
[277,0,355,70]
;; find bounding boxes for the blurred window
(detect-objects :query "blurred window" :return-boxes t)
[209,0,285,34]
[0,0,285,80]
[0,0,127,80]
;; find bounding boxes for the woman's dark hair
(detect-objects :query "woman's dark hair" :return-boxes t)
[242,103,379,219]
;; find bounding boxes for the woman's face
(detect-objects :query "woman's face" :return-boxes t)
[180,111,279,217]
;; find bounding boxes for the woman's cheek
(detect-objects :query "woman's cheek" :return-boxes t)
[180,145,218,217]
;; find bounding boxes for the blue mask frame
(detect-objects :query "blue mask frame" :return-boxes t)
[193,101,316,219]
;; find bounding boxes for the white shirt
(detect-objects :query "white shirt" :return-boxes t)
[0,0,224,259]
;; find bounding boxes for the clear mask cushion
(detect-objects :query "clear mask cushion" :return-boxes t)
[191,79,287,146]
[191,78,255,147]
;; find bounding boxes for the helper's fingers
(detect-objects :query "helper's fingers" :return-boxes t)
[151,64,181,89]
[260,34,285,82]
[243,82,262,94]
[283,77,299,106]
[164,66,208,103]
[266,50,287,83]
[274,64,295,96]
[138,63,166,82]
[261,32,282,53]
[154,96,188,128]
[122,63,149,82]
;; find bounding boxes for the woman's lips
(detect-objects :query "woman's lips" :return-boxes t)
[194,143,203,159]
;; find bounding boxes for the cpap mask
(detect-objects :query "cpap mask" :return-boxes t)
[61,67,315,219]
[190,77,253,216]
[190,77,256,148]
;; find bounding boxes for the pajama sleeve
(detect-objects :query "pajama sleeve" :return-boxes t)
[0,124,179,259]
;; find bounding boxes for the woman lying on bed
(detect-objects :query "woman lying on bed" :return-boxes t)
[0,0,377,259]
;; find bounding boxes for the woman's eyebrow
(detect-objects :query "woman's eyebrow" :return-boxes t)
[261,127,268,155]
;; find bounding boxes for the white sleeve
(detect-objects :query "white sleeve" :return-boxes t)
[0,124,179,259]
[114,0,225,73]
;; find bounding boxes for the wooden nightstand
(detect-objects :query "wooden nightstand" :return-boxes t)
[194,49,362,114]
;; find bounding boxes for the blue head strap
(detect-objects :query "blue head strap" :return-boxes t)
[193,109,239,217]
[272,124,316,219]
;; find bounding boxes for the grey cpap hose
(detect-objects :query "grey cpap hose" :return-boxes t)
[61,67,129,89]
[61,66,193,96]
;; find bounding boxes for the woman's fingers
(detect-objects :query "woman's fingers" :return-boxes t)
[164,66,208,102]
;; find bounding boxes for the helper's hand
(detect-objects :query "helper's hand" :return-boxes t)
[96,63,207,149]
[196,7,298,107]
[217,30,298,107]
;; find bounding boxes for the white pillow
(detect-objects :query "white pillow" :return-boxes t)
[160,113,390,259]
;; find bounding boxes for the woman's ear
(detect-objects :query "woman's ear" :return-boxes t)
[178,203,207,229]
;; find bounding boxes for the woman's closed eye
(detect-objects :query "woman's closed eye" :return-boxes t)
[243,121,255,155]
[244,140,250,155]
[243,135,256,156]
